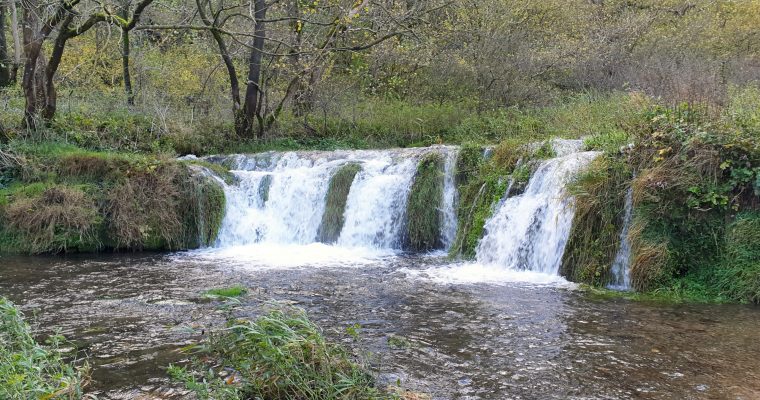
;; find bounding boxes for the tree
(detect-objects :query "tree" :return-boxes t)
[20,0,153,127]
[144,0,447,138]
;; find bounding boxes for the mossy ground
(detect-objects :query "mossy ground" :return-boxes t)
[405,154,445,251]
[0,142,226,254]
[317,163,361,244]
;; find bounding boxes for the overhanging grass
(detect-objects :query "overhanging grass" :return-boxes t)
[405,153,444,251]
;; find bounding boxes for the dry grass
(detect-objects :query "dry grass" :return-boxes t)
[5,186,100,253]
[628,218,672,292]
[106,164,183,249]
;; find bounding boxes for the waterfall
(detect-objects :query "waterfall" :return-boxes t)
[212,147,459,251]
[440,149,459,249]
[475,148,600,275]
[608,187,634,290]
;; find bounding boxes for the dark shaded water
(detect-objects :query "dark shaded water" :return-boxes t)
[1,252,759,399]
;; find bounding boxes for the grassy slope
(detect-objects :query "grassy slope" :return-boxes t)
[0,142,225,254]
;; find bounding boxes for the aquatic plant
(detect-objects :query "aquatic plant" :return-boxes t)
[203,285,248,298]
[0,297,87,399]
[317,163,361,244]
[169,306,398,400]
[405,153,444,251]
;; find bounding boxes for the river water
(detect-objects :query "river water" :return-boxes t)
[1,250,759,400]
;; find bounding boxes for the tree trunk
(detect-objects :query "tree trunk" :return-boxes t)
[9,0,21,81]
[121,28,134,104]
[22,17,44,128]
[0,4,12,86]
[240,0,267,138]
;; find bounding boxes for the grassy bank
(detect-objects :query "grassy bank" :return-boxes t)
[563,86,760,303]
[0,142,225,254]
[0,297,87,399]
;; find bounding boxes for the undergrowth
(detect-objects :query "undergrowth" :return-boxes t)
[0,142,225,254]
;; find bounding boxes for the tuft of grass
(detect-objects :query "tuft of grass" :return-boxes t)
[0,297,88,399]
[405,153,444,251]
[317,163,361,244]
[203,285,248,298]
[170,306,397,400]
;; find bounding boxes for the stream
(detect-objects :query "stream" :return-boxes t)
[2,251,759,399]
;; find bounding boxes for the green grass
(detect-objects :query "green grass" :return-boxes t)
[0,297,87,399]
[203,286,248,298]
[169,306,400,400]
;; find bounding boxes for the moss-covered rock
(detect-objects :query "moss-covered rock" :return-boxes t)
[405,153,445,251]
[317,163,361,244]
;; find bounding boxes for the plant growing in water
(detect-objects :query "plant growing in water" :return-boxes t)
[169,306,415,399]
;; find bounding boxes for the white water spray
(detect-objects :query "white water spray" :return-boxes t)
[608,186,634,290]
[475,147,600,275]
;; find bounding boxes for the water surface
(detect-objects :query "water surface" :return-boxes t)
[1,251,759,399]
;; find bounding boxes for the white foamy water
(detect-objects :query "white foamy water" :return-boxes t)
[190,243,393,269]
[208,147,459,258]
[475,149,600,274]
[608,186,634,290]
[440,149,460,249]
[403,263,575,286]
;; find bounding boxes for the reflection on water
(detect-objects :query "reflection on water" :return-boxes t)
[1,251,759,399]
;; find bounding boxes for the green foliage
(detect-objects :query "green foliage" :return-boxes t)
[712,213,760,303]
[405,154,444,251]
[562,155,632,285]
[0,297,87,399]
[203,286,248,299]
[170,307,395,400]
[318,163,361,244]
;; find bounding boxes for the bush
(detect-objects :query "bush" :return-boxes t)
[0,297,87,399]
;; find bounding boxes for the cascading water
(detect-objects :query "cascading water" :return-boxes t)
[440,149,460,249]
[608,186,634,290]
[212,147,459,253]
[475,144,600,275]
